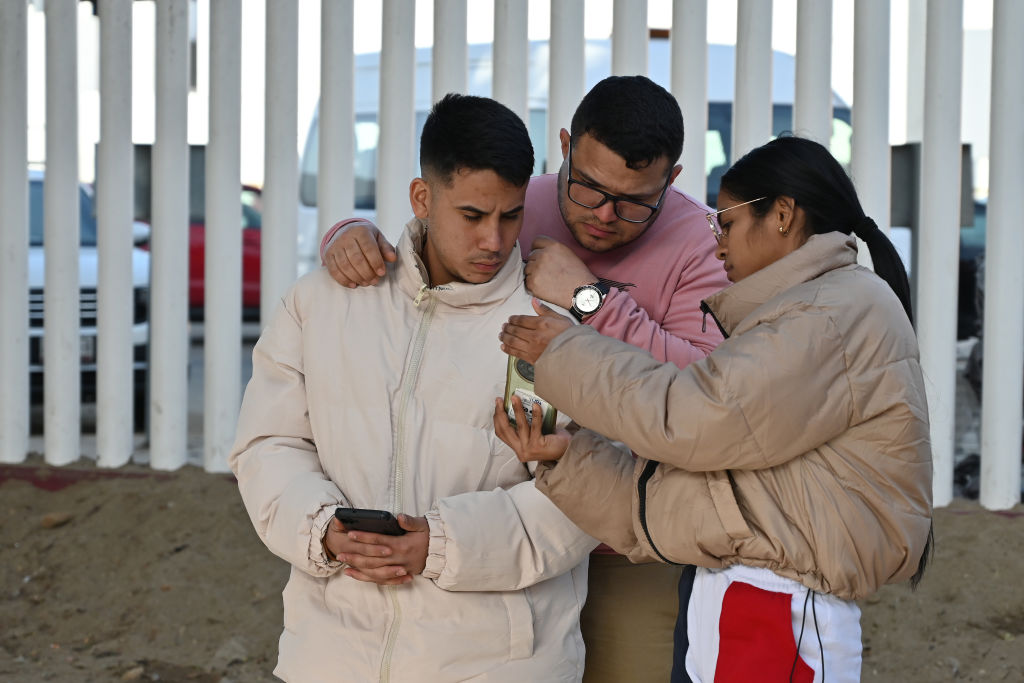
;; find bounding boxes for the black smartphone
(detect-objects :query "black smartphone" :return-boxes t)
[334,507,406,536]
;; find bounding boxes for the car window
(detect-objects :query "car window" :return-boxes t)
[241,202,261,229]
[29,179,97,247]
[961,201,986,251]
[353,116,379,210]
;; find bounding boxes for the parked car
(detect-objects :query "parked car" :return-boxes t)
[889,199,987,342]
[186,185,263,320]
[957,200,986,341]
[28,169,151,431]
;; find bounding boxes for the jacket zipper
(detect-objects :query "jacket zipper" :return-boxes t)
[699,300,729,339]
[393,294,437,510]
[636,460,683,565]
[379,587,402,683]
[380,290,437,683]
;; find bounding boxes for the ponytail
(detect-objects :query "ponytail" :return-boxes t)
[851,217,914,325]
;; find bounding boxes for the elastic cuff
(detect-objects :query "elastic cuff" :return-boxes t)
[309,505,345,571]
[319,218,369,263]
[421,509,447,580]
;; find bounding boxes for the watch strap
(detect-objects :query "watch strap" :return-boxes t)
[596,277,636,290]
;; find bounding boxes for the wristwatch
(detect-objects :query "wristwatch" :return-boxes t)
[569,281,610,321]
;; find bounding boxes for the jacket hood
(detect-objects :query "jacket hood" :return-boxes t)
[395,217,526,309]
[703,232,858,335]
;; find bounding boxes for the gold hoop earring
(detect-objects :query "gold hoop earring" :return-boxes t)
[779,225,789,235]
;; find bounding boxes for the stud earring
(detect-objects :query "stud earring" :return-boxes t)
[779,225,789,235]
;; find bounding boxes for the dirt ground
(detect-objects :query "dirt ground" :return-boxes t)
[1,457,1022,683]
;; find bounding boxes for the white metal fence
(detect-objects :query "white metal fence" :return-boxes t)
[0,0,1020,511]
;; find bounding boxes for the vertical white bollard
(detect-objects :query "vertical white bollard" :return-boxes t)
[493,0,529,124]
[852,0,891,238]
[96,0,135,467]
[377,0,416,243]
[612,0,648,77]
[904,0,927,143]
[432,0,467,102]
[150,0,190,471]
[204,0,243,473]
[979,0,1024,510]
[261,0,299,326]
[548,0,584,173]
[671,0,708,201]
[318,0,355,242]
[916,0,962,507]
[794,0,833,145]
[0,1,29,464]
[44,0,81,466]
[732,0,773,161]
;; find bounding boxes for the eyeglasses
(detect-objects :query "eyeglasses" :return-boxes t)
[705,197,767,244]
[566,145,672,224]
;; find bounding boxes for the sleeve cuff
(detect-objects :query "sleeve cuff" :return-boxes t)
[421,509,447,580]
[308,505,345,573]
[319,218,371,264]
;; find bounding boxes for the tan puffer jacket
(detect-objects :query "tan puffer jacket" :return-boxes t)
[533,232,932,600]
[231,219,595,682]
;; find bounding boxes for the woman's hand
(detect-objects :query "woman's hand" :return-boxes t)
[498,298,573,365]
[493,397,571,463]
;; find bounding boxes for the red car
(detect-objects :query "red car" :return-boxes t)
[188,186,263,320]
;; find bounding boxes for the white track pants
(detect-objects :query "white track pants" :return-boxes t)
[684,565,862,683]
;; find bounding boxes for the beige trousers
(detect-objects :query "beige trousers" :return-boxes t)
[580,553,682,682]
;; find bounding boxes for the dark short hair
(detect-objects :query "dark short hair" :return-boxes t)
[420,93,534,187]
[569,75,684,170]
[720,135,913,324]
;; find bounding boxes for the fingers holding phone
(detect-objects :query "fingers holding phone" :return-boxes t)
[327,509,429,585]
[493,396,572,464]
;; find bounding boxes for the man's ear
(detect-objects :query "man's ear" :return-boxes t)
[409,177,430,220]
[669,164,682,185]
[559,128,571,160]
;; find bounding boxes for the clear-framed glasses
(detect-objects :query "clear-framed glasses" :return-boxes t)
[566,145,672,224]
[705,196,767,244]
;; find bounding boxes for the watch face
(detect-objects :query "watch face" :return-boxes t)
[575,286,602,313]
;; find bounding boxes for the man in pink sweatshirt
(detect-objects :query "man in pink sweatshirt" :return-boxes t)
[319,76,728,683]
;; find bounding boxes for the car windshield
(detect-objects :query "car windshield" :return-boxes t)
[29,179,98,247]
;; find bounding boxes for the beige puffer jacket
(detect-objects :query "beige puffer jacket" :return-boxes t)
[533,232,932,600]
[231,219,595,682]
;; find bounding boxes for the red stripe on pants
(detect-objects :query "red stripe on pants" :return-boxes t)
[714,581,814,683]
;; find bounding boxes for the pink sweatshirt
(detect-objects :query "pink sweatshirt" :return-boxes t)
[517,173,727,368]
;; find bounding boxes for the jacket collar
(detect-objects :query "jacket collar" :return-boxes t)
[703,232,859,336]
[395,217,525,308]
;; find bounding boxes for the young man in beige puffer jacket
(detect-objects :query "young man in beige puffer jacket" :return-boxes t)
[231,94,596,682]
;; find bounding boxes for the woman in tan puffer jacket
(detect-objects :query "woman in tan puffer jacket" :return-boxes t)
[494,136,933,683]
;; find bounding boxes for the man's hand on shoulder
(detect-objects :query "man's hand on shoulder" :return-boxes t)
[323,220,397,288]
[524,236,597,309]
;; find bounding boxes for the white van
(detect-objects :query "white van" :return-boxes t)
[296,38,852,274]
